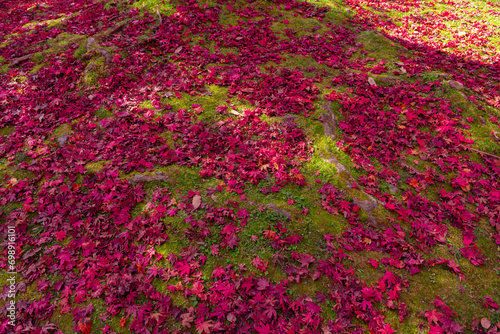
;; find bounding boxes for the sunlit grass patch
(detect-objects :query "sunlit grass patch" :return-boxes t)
[132,0,177,15]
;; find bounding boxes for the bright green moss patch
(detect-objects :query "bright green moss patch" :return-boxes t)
[28,62,47,74]
[82,57,106,86]
[0,163,36,182]
[95,106,114,119]
[166,84,229,123]
[22,16,68,29]
[74,41,88,59]
[85,160,109,173]
[132,0,176,15]
[52,123,71,138]
[354,30,410,64]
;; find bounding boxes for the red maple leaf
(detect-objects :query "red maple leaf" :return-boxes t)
[255,323,272,334]
[425,309,443,324]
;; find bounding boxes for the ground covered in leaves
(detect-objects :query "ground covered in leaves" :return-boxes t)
[1,0,500,333]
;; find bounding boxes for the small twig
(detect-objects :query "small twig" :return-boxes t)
[156,7,162,27]
[467,147,500,160]
[8,54,33,68]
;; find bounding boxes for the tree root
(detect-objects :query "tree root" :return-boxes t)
[8,54,34,68]
[83,37,112,64]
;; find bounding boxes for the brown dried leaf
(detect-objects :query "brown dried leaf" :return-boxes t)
[481,318,491,329]
[192,195,202,210]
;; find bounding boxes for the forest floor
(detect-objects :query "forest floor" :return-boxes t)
[1,0,500,333]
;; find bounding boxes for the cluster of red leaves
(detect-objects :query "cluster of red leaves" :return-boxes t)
[330,72,500,265]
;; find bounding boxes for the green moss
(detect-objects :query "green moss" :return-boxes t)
[95,106,113,119]
[31,52,45,63]
[390,260,499,333]
[420,71,450,81]
[28,62,47,75]
[219,11,246,27]
[74,41,88,59]
[139,100,155,110]
[435,84,500,156]
[354,30,410,64]
[166,85,229,123]
[271,12,329,37]
[132,0,177,15]
[0,126,14,137]
[49,312,75,334]
[0,202,22,218]
[0,162,36,182]
[288,276,329,297]
[22,16,67,29]
[267,262,287,282]
[83,57,106,87]
[52,124,71,138]
[87,298,132,334]
[85,160,109,173]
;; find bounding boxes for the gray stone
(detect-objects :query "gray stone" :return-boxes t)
[321,102,336,140]
[322,155,348,174]
[388,183,399,194]
[128,172,172,183]
[266,203,293,220]
[353,195,381,213]
[447,80,464,90]
[57,133,69,147]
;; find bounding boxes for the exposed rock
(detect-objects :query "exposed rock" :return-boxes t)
[388,183,399,194]
[368,77,377,86]
[353,195,381,213]
[366,214,380,228]
[128,172,173,183]
[447,80,464,90]
[321,102,336,139]
[8,54,34,68]
[83,37,112,64]
[266,203,293,220]
[429,72,449,77]
[56,132,69,147]
[379,76,402,85]
[322,154,348,174]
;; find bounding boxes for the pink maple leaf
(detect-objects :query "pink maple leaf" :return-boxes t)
[254,323,272,334]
